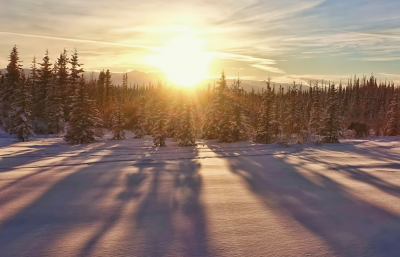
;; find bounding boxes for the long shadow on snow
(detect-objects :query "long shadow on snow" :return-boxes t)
[297,143,400,198]
[215,144,400,257]
[0,143,125,257]
[132,147,209,257]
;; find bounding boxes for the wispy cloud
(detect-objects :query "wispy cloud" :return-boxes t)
[0,31,157,50]
[1,0,400,78]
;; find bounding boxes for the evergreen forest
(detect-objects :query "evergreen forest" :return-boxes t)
[1,46,399,145]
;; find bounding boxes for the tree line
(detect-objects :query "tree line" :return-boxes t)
[1,45,400,145]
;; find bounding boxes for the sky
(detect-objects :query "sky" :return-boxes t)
[1,0,400,84]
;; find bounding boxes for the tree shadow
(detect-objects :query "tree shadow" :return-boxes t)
[221,149,400,257]
[132,149,209,257]
[296,143,400,198]
[0,142,124,256]
[76,146,209,257]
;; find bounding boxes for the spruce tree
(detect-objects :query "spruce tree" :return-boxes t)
[29,56,39,111]
[133,97,147,138]
[64,77,103,144]
[216,72,232,142]
[177,103,197,146]
[203,73,229,140]
[1,46,22,132]
[36,50,52,122]
[152,101,167,147]
[9,74,35,141]
[284,84,301,137]
[56,49,69,119]
[167,98,182,139]
[321,83,340,143]
[256,80,276,144]
[97,70,106,108]
[384,94,399,136]
[45,66,64,135]
[230,77,248,142]
[309,83,324,140]
[111,101,126,140]
[202,95,219,139]
[67,48,84,120]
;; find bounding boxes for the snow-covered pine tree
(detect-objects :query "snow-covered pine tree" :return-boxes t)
[216,72,232,142]
[202,95,219,140]
[97,70,106,108]
[36,50,52,122]
[66,48,84,121]
[64,77,103,144]
[111,101,126,140]
[9,74,35,141]
[45,65,64,135]
[29,56,38,110]
[122,73,128,94]
[284,83,301,137]
[256,79,277,144]
[103,70,114,128]
[167,98,182,140]
[384,93,399,136]
[230,77,248,142]
[1,46,22,132]
[321,83,340,143]
[133,96,147,138]
[203,72,231,141]
[55,49,69,120]
[152,101,168,147]
[177,102,197,146]
[309,83,324,140]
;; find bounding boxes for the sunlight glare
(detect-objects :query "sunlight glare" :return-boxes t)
[147,36,210,87]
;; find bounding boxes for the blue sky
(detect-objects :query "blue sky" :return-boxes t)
[1,0,400,84]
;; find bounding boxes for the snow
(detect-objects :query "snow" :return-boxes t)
[0,135,400,256]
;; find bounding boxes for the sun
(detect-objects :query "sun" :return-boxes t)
[147,36,210,87]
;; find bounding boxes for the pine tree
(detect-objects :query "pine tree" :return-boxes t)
[177,103,197,146]
[284,84,301,137]
[29,56,39,111]
[384,94,399,136]
[133,97,147,138]
[256,80,277,144]
[203,72,229,140]
[202,95,219,139]
[97,70,106,108]
[36,50,52,121]
[122,73,128,93]
[111,101,126,140]
[309,83,324,138]
[152,101,167,147]
[167,97,182,139]
[67,48,84,120]
[56,49,69,119]
[321,83,340,143]
[9,74,35,141]
[230,77,248,142]
[45,66,64,135]
[103,70,113,127]
[216,72,232,142]
[1,46,22,132]
[64,77,103,144]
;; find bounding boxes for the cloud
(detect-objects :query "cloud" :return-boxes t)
[0,31,157,50]
[1,0,400,78]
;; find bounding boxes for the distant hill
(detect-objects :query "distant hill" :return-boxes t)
[1,69,305,92]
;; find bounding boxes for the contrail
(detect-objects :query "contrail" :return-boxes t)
[0,30,158,50]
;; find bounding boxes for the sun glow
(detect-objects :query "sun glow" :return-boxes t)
[147,36,210,87]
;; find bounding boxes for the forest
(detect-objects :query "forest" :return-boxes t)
[0,46,399,145]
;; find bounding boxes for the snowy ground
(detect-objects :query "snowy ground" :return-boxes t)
[1,132,400,257]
